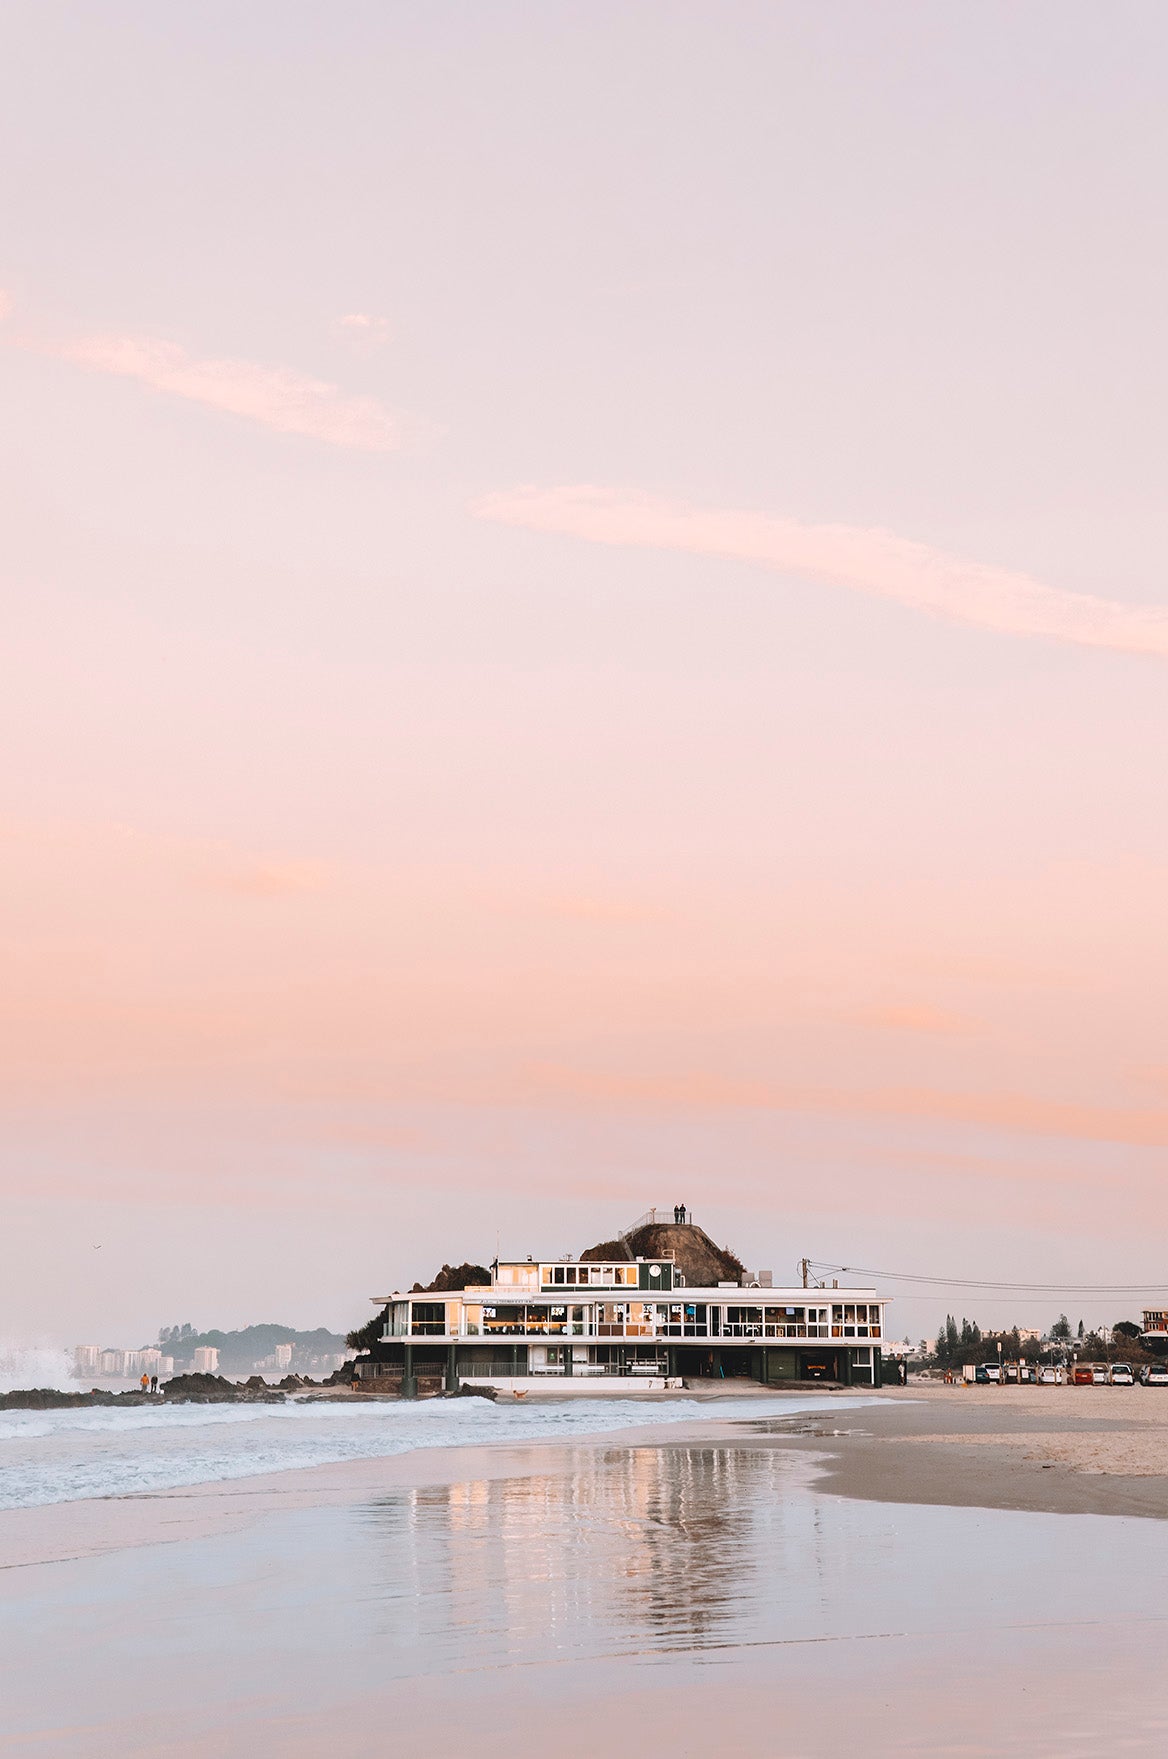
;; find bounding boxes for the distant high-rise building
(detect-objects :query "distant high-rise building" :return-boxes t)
[99,1349,126,1376]
[192,1346,219,1373]
[274,1343,293,1370]
[73,1345,100,1376]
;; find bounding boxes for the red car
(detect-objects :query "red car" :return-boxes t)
[1070,1364,1094,1385]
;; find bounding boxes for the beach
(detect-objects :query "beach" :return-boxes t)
[4,1385,1168,1756]
[772,1380,1168,1519]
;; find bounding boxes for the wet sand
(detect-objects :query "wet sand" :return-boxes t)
[5,1390,1168,1756]
[768,1381,1168,1519]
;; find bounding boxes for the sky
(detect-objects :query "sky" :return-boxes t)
[3,2,1168,1350]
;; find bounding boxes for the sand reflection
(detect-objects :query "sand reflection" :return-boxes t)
[363,1443,800,1668]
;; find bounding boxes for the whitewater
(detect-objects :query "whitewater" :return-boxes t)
[0,1393,859,1512]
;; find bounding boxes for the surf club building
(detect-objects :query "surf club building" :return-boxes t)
[356,1249,887,1396]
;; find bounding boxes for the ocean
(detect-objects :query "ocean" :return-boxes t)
[0,1391,867,1510]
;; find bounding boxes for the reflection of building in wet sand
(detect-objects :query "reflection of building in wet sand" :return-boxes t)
[366,1443,819,1668]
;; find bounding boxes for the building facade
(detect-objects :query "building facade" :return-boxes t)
[360,1254,886,1392]
[1140,1310,1168,1354]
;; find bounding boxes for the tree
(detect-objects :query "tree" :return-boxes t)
[1050,1314,1072,1343]
[346,1311,385,1353]
[933,1315,962,1369]
[409,1263,493,1294]
[1077,1319,1085,1340]
[1113,1320,1141,1342]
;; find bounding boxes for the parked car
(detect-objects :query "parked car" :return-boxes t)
[1091,1365,1109,1384]
[1140,1363,1168,1386]
[1070,1363,1094,1385]
[1109,1363,1135,1386]
[1038,1365,1064,1385]
[981,1361,1002,1383]
[1018,1364,1035,1383]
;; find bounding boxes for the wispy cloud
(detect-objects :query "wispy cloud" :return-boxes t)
[518,1064,1168,1148]
[201,858,332,898]
[48,333,400,450]
[848,1002,973,1036]
[335,311,389,347]
[474,485,1168,659]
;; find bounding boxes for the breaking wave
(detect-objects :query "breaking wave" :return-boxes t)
[0,1393,870,1510]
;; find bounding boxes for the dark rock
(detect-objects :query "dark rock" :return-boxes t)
[161,1373,284,1404]
[583,1222,745,1288]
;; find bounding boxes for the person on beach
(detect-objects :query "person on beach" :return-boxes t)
[150,1374,158,1394]
[140,1373,149,1393]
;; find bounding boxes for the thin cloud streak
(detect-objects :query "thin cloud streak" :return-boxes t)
[48,333,400,450]
[520,1064,1168,1149]
[475,485,1168,659]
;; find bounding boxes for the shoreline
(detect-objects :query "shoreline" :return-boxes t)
[767,1381,1168,1520]
[7,1387,1168,1758]
[0,1393,868,1571]
[7,1380,1168,1577]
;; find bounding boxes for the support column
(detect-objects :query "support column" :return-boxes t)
[873,1346,883,1387]
[446,1343,458,1393]
[402,1344,417,1399]
[842,1349,853,1386]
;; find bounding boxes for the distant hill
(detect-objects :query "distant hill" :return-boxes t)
[157,1324,347,1374]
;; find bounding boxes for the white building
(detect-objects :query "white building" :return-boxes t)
[358,1252,887,1392]
[73,1345,100,1376]
[192,1346,220,1373]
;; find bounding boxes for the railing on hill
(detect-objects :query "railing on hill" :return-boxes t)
[620,1207,697,1237]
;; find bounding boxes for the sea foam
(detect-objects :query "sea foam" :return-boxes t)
[0,1392,867,1511]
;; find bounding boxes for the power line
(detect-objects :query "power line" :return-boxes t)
[807,1260,1167,1295]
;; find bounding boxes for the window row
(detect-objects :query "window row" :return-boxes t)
[543,1264,641,1286]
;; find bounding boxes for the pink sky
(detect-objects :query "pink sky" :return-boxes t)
[3,3,1168,1346]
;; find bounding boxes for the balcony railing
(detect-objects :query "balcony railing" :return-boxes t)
[383,1321,875,1344]
[459,1358,669,1379]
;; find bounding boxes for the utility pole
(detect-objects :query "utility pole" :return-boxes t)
[800,1257,809,1289]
